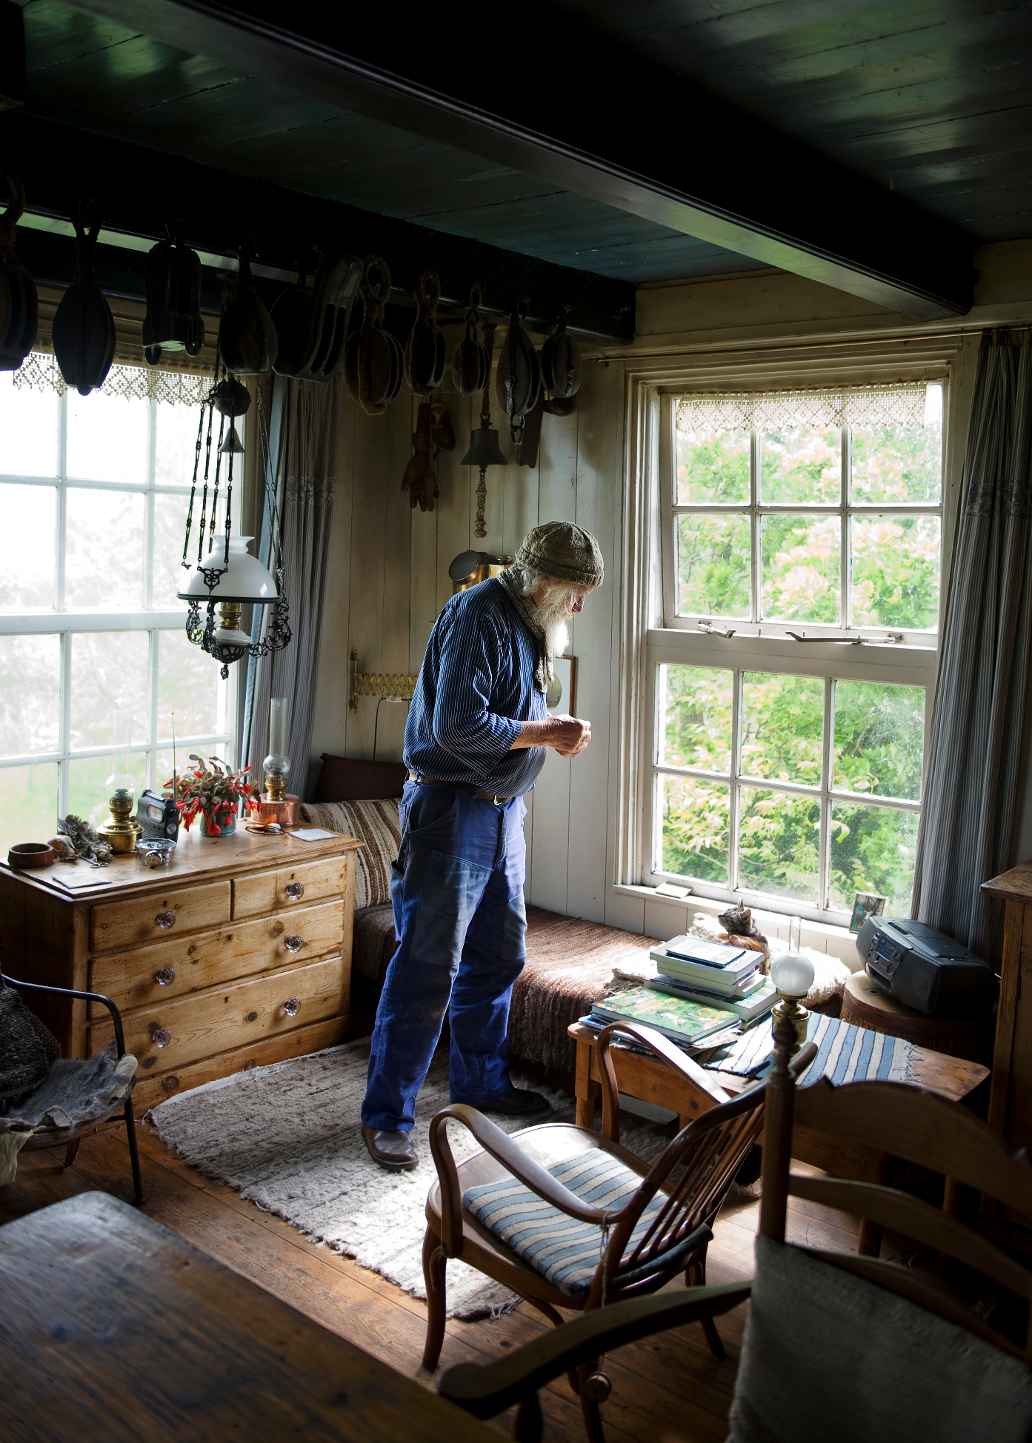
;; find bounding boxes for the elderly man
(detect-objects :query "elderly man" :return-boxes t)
[361,522,604,1169]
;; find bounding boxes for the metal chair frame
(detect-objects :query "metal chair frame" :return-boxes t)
[1,970,143,1205]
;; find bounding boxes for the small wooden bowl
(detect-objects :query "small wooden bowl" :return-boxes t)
[8,842,57,870]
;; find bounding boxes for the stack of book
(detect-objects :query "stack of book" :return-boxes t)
[585,985,740,1051]
[648,934,777,1026]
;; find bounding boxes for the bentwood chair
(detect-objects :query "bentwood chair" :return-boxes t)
[434,1009,1032,1442]
[423,1019,816,1441]
[0,970,143,1204]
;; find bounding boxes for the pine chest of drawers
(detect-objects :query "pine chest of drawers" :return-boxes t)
[0,828,360,1113]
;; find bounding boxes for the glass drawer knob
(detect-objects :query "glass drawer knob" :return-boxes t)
[284,934,305,953]
[154,966,176,987]
[149,1024,172,1049]
[154,910,176,930]
[282,996,301,1018]
[285,881,305,900]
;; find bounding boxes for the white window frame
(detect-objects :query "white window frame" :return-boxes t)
[615,339,978,930]
[0,383,238,820]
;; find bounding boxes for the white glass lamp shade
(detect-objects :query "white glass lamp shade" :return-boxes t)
[178,536,278,603]
[770,951,815,1000]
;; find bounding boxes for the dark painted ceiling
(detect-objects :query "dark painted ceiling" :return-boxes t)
[549,0,1032,243]
[17,0,763,284]
[10,0,1032,300]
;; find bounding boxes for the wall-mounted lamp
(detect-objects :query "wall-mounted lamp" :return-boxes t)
[348,651,418,712]
[448,550,510,593]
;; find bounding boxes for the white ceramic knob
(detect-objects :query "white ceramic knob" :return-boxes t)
[770,951,815,1000]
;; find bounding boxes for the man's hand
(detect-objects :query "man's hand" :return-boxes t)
[512,715,592,756]
[549,714,591,757]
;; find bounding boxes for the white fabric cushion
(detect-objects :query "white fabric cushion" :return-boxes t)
[729,1235,1032,1443]
[299,798,401,909]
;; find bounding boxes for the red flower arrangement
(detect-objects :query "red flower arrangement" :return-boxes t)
[163,754,255,835]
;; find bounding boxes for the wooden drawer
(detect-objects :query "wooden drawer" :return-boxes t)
[91,880,231,953]
[91,953,348,1074]
[233,854,350,919]
[133,1015,352,1113]
[88,900,345,1013]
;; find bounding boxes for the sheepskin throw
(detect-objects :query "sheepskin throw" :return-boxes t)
[300,798,401,908]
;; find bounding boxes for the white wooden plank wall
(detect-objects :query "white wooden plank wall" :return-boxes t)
[309,362,627,924]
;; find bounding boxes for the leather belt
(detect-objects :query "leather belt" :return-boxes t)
[407,771,518,806]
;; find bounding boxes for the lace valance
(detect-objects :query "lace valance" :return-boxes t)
[676,381,937,434]
[13,351,214,407]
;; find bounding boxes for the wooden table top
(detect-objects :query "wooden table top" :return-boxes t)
[0,1192,494,1443]
[568,1021,989,1103]
[0,824,362,903]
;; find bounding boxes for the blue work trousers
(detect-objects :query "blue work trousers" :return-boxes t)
[361,781,528,1134]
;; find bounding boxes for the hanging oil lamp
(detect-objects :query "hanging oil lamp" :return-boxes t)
[177,368,291,677]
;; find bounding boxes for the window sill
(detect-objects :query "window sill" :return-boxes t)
[611,883,863,968]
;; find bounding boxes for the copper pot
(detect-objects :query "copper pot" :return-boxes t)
[245,795,300,829]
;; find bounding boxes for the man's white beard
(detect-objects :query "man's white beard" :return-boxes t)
[526,592,571,659]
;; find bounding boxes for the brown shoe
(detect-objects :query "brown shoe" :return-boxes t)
[362,1126,418,1170]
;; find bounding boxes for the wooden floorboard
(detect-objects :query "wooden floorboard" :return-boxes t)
[0,1127,858,1442]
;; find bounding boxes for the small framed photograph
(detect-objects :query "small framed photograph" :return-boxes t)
[850,891,887,933]
[546,655,577,714]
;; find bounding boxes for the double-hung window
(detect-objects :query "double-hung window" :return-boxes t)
[0,366,234,850]
[644,379,945,925]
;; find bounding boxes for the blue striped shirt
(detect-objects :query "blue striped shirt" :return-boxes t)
[404,579,548,796]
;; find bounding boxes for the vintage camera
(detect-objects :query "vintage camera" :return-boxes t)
[136,789,180,842]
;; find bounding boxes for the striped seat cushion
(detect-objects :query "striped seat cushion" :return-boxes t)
[463,1147,664,1297]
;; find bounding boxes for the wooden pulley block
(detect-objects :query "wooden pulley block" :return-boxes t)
[345,257,401,415]
[0,174,38,372]
[541,313,580,399]
[142,230,203,365]
[450,284,490,396]
[306,251,363,380]
[405,270,447,396]
[271,267,315,379]
[218,249,278,376]
[52,206,116,396]
[495,302,541,425]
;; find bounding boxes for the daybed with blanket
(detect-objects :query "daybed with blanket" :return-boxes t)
[302,754,847,1082]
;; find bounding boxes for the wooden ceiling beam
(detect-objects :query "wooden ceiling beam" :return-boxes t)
[63,0,975,318]
[0,113,636,341]
[0,2,25,113]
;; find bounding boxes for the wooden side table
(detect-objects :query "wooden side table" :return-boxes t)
[840,971,991,1063]
[569,1020,990,1181]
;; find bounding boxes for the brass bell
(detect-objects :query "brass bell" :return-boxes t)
[460,423,507,468]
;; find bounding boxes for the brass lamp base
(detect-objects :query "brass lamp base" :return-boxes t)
[772,997,810,1052]
[245,795,300,830]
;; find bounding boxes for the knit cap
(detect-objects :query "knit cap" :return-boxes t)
[515,522,604,588]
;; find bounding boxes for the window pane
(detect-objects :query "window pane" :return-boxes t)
[0,484,57,609]
[67,751,149,832]
[741,672,824,785]
[851,514,940,631]
[833,680,923,801]
[157,630,229,742]
[0,761,59,851]
[65,489,146,609]
[850,415,942,505]
[675,428,749,504]
[737,786,820,902]
[760,429,840,504]
[0,635,60,757]
[829,802,918,914]
[152,493,191,609]
[658,664,732,772]
[676,513,751,618]
[0,373,59,476]
[761,514,840,624]
[659,774,730,884]
[155,401,203,487]
[67,390,149,483]
[70,631,150,750]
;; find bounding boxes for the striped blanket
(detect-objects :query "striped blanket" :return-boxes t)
[711,1012,914,1085]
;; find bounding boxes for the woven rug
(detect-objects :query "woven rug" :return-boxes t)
[147,1038,666,1319]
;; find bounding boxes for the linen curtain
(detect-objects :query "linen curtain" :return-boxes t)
[245,376,341,797]
[913,330,1032,954]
